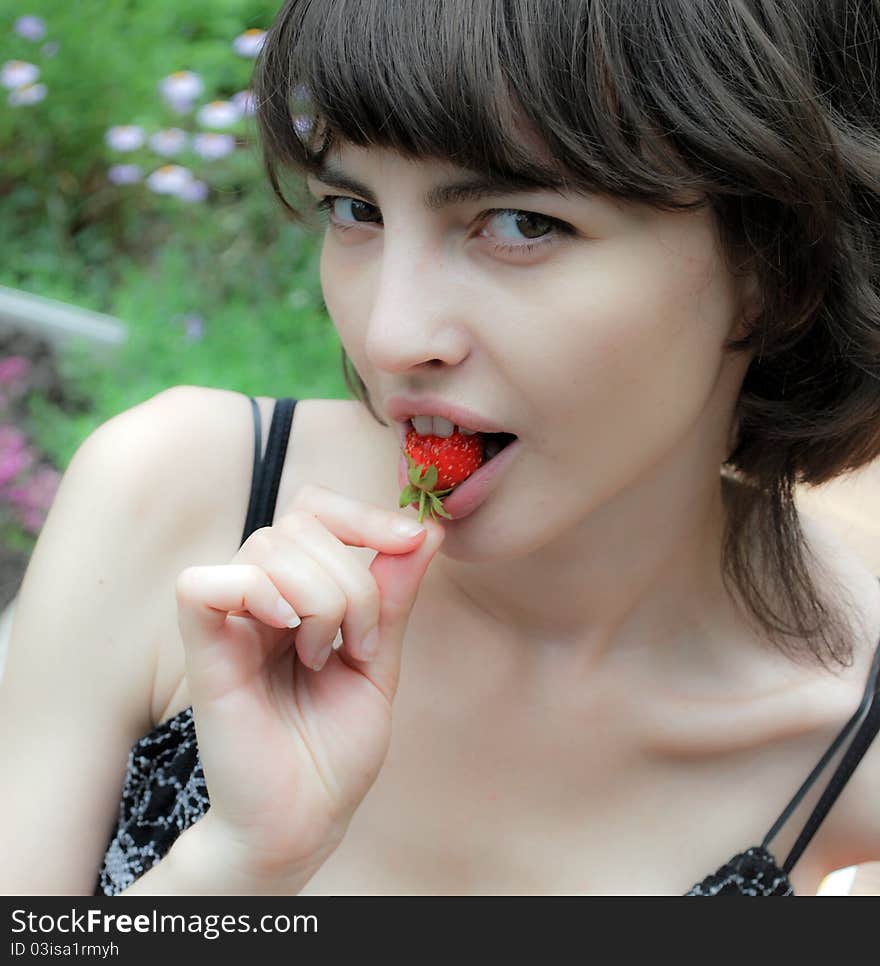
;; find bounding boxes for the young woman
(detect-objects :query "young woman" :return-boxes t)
[2,0,879,896]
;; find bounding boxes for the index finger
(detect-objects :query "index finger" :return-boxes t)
[281,483,428,550]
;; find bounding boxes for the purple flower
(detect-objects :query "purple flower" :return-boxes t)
[148,128,188,157]
[146,164,193,195]
[13,16,47,42]
[158,71,203,115]
[191,132,235,160]
[293,114,314,139]
[8,81,47,107]
[105,125,145,151]
[232,29,266,58]
[232,89,255,117]
[1,60,39,89]
[107,163,143,185]
[196,100,241,129]
[182,314,206,341]
[178,180,209,203]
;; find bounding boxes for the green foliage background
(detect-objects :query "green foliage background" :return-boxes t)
[0,0,345,469]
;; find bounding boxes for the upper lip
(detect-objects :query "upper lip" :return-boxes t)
[385,393,515,435]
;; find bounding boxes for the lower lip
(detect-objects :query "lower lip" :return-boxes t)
[397,437,522,522]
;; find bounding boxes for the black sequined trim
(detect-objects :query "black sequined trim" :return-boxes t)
[685,845,795,896]
[93,706,209,896]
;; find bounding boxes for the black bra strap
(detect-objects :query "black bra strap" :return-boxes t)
[762,578,880,874]
[240,396,264,545]
[239,396,297,546]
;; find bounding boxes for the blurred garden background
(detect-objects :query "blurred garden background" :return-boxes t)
[0,1,342,600]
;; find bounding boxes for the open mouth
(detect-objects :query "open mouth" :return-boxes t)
[401,418,517,463]
[482,431,517,461]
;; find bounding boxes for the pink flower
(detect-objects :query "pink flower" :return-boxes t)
[0,356,31,385]
[0,424,34,487]
[6,465,60,533]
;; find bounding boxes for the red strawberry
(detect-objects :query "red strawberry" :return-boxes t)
[398,426,485,523]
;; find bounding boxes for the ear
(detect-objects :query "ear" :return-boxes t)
[729,265,763,343]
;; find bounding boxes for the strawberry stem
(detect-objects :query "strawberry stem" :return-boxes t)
[400,448,455,522]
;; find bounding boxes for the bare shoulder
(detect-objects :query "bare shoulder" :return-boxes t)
[776,493,880,871]
[163,386,394,518]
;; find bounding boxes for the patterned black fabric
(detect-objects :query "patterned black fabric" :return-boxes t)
[94,707,205,895]
[93,393,880,896]
[684,846,794,896]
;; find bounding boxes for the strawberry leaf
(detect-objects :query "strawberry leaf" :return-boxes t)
[428,495,453,520]
[398,484,419,507]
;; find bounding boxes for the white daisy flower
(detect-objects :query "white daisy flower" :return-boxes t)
[167,98,195,116]
[148,128,188,157]
[191,133,236,160]
[232,29,267,58]
[1,60,39,90]
[13,16,47,42]
[196,100,241,129]
[8,82,46,106]
[158,71,204,106]
[104,125,145,151]
[232,89,255,116]
[178,181,209,203]
[292,114,314,139]
[107,164,143,185]
[146,164,193,195]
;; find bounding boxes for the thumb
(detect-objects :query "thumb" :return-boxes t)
[361,518,446,690]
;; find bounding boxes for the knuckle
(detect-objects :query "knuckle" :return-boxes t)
[274,509,317,540]
[244,563,266,590]
[329,582,348,617]
[242,527,274,554]
[174,566,201,600]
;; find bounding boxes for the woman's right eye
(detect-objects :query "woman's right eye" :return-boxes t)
[314,194,381,230]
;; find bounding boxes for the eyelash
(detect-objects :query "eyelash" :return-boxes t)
[312,195,574,258]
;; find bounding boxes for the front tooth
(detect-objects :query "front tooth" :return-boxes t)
[431,416,455,438]
[458,426,477,435]
[411,415,464,438]
[412,415,435,436]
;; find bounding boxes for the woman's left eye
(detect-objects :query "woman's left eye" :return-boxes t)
[312,195,575,258]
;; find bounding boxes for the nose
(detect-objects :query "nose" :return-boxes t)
[362,236,471,374]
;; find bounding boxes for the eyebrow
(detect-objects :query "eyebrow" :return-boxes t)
[310,160,567,210]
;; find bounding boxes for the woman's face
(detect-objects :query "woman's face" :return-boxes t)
[305,143,758,559]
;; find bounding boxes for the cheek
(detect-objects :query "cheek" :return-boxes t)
[319,243,368,358]
[527,229,740,464]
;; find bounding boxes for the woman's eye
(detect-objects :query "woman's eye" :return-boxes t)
[314,195,380,226]
[312,194,574,259]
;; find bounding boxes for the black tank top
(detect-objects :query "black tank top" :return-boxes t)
[93,394,880,896]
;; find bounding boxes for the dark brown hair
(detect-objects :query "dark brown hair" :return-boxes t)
[250,0,880,673]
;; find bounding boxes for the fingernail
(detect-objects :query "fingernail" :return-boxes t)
[360,625,380,660]
[312,643,332,671]
[392,518,426,538]
[277,598,301,627]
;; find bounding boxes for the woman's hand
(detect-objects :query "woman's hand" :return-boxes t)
[173,483,445,888]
